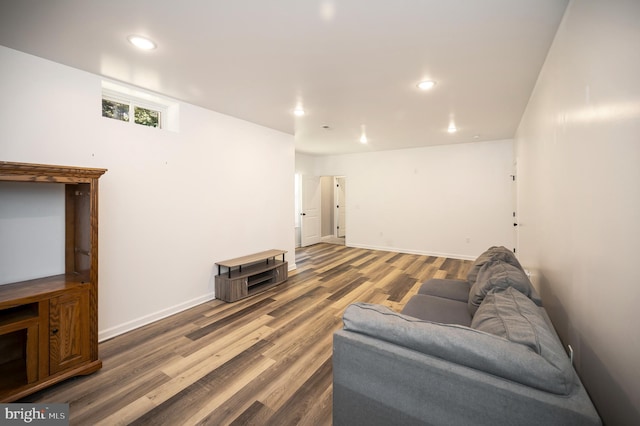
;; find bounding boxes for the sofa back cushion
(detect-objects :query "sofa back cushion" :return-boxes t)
[466,246,524,284]
[470,286,574,389]
[468,259,533,316]
[343,302,575,395]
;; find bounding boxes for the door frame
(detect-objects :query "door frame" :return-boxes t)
[334,176,346,238]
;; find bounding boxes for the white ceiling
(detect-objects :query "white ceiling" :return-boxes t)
[0,0,568,155]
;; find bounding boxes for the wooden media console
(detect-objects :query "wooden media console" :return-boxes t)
[214,249,288,302]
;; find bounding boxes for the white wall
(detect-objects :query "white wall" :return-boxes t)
[0,182,64,284]
[0,46,295,341]
[294,152,317,176]
[311,139,516,259]
[515,1,640,424]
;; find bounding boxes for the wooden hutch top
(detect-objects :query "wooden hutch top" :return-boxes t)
[0,161,107,182]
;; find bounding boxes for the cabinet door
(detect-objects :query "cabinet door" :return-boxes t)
[215,276,249,302]
[49,289,90,374]
[274,263,288,285]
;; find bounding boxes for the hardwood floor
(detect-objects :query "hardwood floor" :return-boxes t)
[23,244,471,425]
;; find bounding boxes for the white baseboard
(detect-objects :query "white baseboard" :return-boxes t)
[347,243,476,261]
[98,293,214,342]
[97,247,464,342]
[99,264,298,342]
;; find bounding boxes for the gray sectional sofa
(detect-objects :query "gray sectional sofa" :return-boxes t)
[333,246,601,426]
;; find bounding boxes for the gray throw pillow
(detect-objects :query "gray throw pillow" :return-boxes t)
[466,246,524,284]
[468,259,533,316]
[343,301,575,395]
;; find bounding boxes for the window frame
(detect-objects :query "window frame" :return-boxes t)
[102,88,165,129]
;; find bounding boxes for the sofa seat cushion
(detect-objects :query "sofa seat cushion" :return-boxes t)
[343,302,575,395]
[402,294,471,326]
[417,278,470,302]
[467,246,525,284]
[468,259,534,316]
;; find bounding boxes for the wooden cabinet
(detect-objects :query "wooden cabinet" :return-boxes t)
[0,162,106,402]
[215,250,288,302]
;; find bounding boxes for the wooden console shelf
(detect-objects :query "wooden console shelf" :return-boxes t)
[215,250,288,302]
[0,162,106,402]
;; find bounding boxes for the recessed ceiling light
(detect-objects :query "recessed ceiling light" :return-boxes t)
[293,107,305,117]
[417,80,436,91]
[447,123,458,133]
[360,125,368,143]
[127,35,157,50]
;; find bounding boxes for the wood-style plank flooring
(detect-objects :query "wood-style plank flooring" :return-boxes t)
[23,243,471,425]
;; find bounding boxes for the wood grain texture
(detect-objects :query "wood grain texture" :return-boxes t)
[215,250,287,269]
[48,289,90,374]
[21,244,471,425]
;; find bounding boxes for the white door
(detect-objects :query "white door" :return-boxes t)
[335,177,346,238]
[301,175,321,247]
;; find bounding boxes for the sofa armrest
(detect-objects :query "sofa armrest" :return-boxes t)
[333,330,601,426]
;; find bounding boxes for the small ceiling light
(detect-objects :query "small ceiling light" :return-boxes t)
[447,123,458,133]
[417,80,436,91]
[293,107,305,117]
[127,35,157,50]
[320,1,336,21]
[359,125,368,143]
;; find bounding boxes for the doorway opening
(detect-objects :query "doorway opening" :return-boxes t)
[295,175,345,247]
